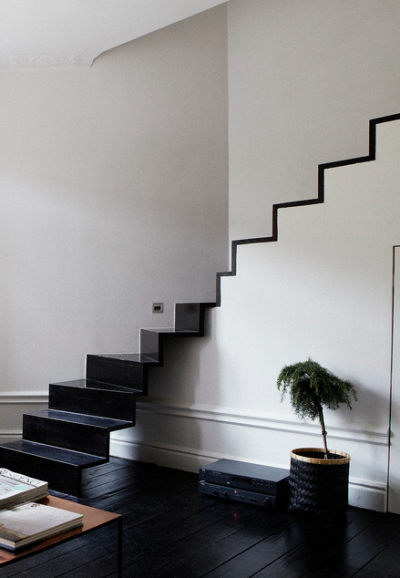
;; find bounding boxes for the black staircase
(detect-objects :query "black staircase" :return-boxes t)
[0,303,214,495]
[3,113,397,497]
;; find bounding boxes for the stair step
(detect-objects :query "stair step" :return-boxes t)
[23,410,115,457]
[0,439,105,466]
[140,328,199,364]
[86,353,157,394]
[55,378,141,393]
[0,440,106,495]
[139,303,215,363]
[25,409,131,430]
[49,379,139,422]
[175,302,215,333]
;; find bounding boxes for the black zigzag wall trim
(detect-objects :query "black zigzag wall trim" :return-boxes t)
[215,112,400,306]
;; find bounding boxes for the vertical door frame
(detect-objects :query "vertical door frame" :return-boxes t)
[388,245,400,513]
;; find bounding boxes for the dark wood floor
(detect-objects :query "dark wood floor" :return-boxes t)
[0,457,399,577]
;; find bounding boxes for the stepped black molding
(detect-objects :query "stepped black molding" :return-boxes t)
[0,303,214,495]
[216,112,400,306]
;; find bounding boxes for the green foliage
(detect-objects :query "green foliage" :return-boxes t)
[277,358,357,422]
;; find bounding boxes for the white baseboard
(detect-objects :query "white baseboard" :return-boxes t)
[110,437,388,513]
[110,437,218,472]
[349,479,387,512]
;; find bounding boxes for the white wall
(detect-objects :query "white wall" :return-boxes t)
[228,0,400,241]
[112,0,400,512]
[0,6,228,417]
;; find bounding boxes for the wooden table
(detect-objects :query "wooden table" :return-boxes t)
[0,496,122,576]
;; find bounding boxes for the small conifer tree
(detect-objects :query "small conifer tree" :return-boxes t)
[277,358,357,459]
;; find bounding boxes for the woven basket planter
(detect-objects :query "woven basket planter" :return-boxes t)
[288,448,350,519]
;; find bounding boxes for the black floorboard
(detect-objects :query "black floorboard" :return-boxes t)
[0,457,399,578]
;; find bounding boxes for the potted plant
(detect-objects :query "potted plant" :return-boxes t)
[277,358,357,518]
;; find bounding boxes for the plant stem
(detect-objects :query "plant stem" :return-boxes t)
[318,406,329,459]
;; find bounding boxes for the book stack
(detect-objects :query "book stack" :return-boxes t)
[0,469,83,551]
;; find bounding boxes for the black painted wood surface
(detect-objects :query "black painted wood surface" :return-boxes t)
[1,457,399,578]
[49,380,139,421]
[0,303,214,495]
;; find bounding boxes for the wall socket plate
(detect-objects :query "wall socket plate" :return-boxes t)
[152,302,164,314]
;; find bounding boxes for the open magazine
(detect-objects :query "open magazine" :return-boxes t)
[0,469,48,509]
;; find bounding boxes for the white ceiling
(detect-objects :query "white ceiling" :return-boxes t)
[0,0,228,69]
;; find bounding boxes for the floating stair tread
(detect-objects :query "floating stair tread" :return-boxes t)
[51,378,142,395]
[174,302,215,332]
[90,353,158,364]
[26,409,132,431]
[0,440,106,467]
[140,327,202,364]
[144,327,199,334]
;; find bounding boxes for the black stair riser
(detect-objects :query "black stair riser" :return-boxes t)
[0,447,82,495]
[23,415,110,458]
[86,355,148,391]
[175,303,211,333]
[140,327,205,364]
[49,383,137,422]
[140,329,162,363]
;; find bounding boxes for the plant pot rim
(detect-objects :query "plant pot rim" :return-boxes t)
[291,447,350,465]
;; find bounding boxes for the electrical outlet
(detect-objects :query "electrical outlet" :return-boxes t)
[152,303,164,314]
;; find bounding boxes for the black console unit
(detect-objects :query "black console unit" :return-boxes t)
[199,459,289,510]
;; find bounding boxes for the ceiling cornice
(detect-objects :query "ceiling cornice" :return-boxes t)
[0,0,228,70]
[0,52,94,70]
